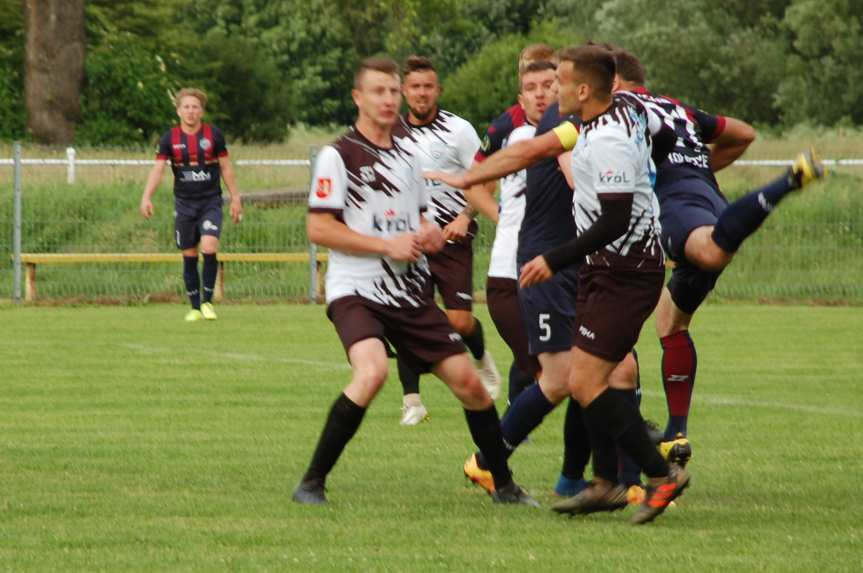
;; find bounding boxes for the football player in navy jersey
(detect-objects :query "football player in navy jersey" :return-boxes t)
[140,88,242,321]
[611,47,825,456]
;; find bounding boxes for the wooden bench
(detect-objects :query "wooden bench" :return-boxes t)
[17,252,328,302]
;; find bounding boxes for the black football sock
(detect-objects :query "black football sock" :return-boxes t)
[461,317,485,360]
[182,255,201,310]
[464,406,513,489]
[201,253,218,303]
[611,388,644,487]
[397,353,421,396]
[507,362,534,405]
[561,397,591,480]
[584,388,669,479]
[588,422,619,483]
[302,393,367,483]
[711,174,795,253]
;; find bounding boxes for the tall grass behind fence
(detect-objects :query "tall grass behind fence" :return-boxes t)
[2,128,862,303]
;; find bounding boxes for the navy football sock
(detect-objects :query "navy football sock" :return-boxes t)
[462,318,485,360]
[182,255,201,309]
[397,353,421,396]
[712,174,795,253]
[201,253,218,303]
[499,383,556,455]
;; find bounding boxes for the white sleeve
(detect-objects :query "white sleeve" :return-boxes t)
[455,120,482,169]
[308,145,348,212]
[589,134,639,195]
[645,106,666,136]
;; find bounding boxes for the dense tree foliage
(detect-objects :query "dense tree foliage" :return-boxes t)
[0,0,860,144]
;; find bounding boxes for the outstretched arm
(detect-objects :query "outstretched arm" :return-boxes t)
[426,130,567,190]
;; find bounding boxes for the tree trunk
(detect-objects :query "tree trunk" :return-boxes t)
[24,0,85,145]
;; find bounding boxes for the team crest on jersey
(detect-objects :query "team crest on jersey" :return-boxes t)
[200,138,212,150]
[359,165,376,183]
[315,177,332,198]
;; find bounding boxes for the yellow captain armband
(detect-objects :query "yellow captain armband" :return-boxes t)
[553,121,579,151]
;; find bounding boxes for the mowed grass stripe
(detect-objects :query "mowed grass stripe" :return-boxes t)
[0,303,860,571]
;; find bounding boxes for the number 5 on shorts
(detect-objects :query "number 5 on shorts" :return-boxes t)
[539,313,551,341]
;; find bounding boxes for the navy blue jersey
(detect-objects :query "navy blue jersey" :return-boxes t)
[475,103,526,163]
[157,123,227,200]
[517,102,580,263]
[626,87,726,196]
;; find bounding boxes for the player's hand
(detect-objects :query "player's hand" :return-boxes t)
[385,233,422,262]
[425,170,468,190]
[139,198,154,219]
[442,213,471,243]
[519,255,553,288]
[418,223,444,254]
[230,195,243,224]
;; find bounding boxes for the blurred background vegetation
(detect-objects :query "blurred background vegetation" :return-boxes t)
[2,0,862,146]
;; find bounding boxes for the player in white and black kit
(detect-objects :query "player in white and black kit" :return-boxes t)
[292,57,535,507]
[430,45,687,524]
[393,56,501,426]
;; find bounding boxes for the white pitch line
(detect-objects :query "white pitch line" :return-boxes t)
[642,389,862,418]
[118,343,350,371]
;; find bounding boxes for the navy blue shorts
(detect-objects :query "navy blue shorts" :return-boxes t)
[658,178,727,263]
[517,263,579,355]
[174,195,223,250]
[658,179,727,314]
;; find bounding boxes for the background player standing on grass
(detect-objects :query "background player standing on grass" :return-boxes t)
[140,88,242,322]
[430,45,688,524]
[292,57,536,507]
[612,48,825,454]
[393,55,501,426]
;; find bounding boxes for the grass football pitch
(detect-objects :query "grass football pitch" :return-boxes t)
[0,303,860,571]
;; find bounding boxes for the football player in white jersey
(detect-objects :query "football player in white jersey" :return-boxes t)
[393,55,501,426]
[428,45,688,524]
[293,57,536,507]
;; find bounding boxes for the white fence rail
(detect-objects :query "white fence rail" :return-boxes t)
[1,147,862,184]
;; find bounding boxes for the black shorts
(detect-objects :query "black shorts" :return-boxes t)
[486,276,540,377]
[517,263,580,355]
[574,265,664,363]
[326,295,465,374]
[658,179,728,313]
[426,239,474,311]
[174,195,223,250]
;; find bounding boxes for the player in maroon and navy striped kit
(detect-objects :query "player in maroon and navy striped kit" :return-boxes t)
[140,88,242,321]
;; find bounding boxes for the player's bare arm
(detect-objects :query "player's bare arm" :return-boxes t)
[418,218,445,253]
[219,155,243,223]
[426,130,566,189]
[710,117,756,172]
[464,181,499,223]
[307,212,421,262]
[140,159,168,219]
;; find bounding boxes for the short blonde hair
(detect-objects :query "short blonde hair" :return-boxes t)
[174,88,208,109]
[518,43,557,75]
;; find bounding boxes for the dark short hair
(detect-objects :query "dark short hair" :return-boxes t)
[519,43,556,74]
[612,47,645,85]
[520,60,557,91]
[402,55,436,77]
[354,56,399,88]
[558,44,616,98]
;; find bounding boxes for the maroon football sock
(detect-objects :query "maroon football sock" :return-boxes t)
[660,330,697,438]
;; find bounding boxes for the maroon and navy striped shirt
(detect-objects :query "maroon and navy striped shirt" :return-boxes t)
[156,123,228,200]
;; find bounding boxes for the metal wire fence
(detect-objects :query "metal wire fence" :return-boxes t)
[2,146,862,304]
